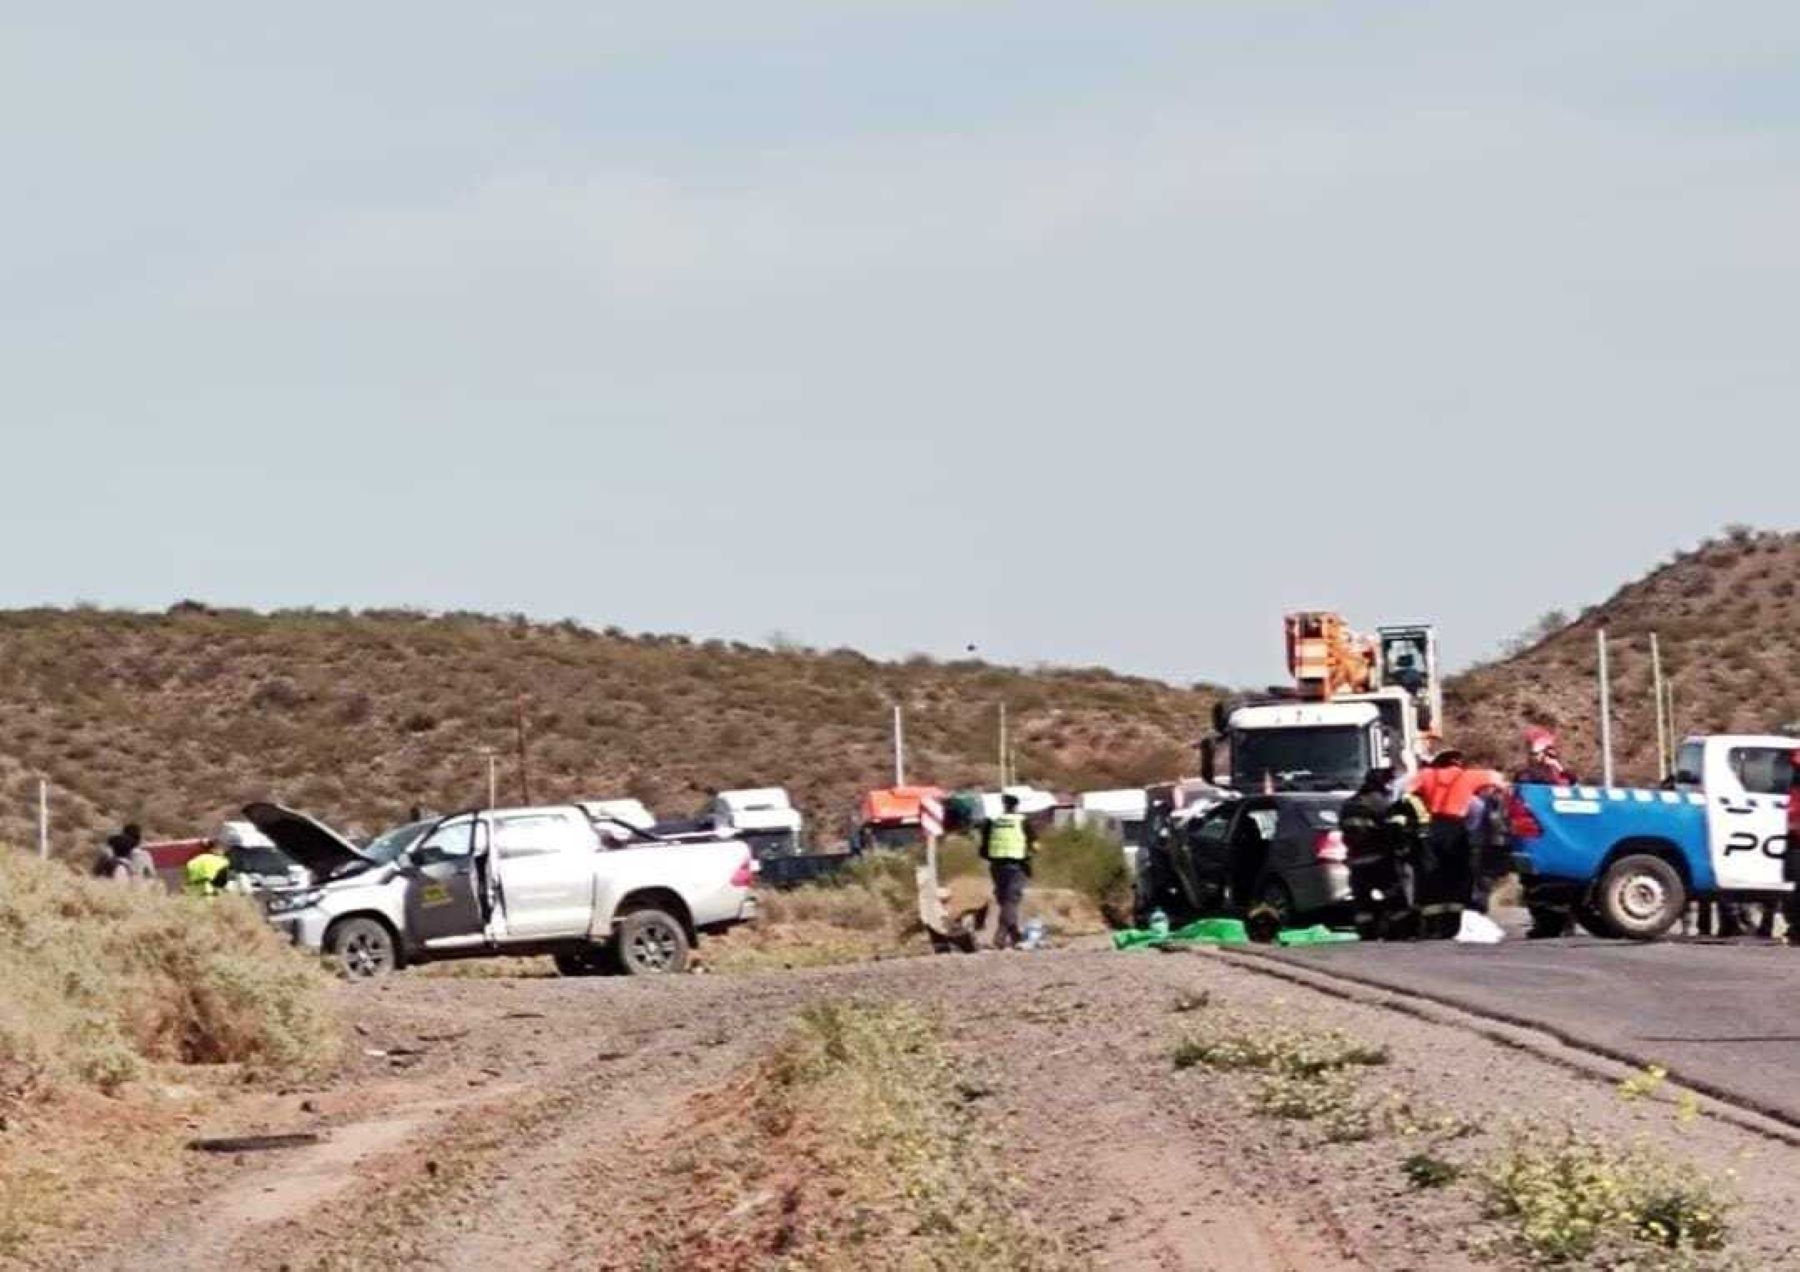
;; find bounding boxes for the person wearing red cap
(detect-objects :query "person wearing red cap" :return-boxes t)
[1517,727,1577,786]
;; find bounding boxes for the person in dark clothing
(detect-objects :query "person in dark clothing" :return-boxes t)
[1409,750,1504,938]
[980,795,1038,949]
[91,823,155,885]
[1342,768,1398,939]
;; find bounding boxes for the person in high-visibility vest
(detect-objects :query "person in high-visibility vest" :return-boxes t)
[979,794,1037,949]
[183,841,232,897]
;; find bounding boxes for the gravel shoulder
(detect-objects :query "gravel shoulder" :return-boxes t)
[45,945,1800,1270]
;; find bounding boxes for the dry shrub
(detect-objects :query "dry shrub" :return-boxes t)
[0,849,342,1098]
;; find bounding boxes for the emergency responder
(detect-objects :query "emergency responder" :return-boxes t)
[1516,728,1576,785]
[1342,769,1427,940]
[980,794,1037,949]
[1342,768,1396,938]
[1409,749,1507,938]
[182,839,232,897]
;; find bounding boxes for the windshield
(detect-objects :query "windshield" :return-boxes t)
[361,820,433,866]
[1232,726,1369,792]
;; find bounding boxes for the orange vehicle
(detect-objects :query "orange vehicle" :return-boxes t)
[851,785,945,854]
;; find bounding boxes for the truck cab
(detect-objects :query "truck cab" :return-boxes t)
[1206,700,1395,794]
[708,788,803,858]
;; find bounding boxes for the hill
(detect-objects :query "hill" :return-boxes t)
[1448,527,1800,782]
[0,606,1219,859]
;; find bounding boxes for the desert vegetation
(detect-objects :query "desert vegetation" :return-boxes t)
[0,606,1217,860]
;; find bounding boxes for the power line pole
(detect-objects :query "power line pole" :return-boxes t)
[1650,632,1669,781]
[481,747,498,809]
[514,696,533,806]
[1596,627,1615,788]
[998,702,1008,787]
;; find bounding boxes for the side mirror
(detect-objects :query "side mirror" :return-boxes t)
[1200,737,1217,784]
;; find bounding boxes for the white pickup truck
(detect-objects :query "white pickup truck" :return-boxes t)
[248,802,758,977]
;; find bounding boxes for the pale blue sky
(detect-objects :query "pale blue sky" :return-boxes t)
[5,3,1798,685]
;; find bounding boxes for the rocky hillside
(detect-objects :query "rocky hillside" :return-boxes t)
[0,606,1219,859]
[1449,527,1800,783]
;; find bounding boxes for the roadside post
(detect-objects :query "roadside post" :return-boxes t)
[916,793,948,939]
[36,778,48,860]
[1597,627,1615,788]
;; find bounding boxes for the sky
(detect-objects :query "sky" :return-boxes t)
[5,2,1799,687]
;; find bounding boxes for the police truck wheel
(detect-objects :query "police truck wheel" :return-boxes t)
[1595,855,1685,940]
[614,909,690,975]
[327,918,397,979]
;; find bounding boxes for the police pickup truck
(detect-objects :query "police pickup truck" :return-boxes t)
[1511,734,1795,939]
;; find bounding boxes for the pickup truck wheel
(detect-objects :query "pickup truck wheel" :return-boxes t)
[1595,855,1685,940]
[615,909,690,975]
[327,918,397,979]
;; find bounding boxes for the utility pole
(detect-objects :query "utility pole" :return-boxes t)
[892,705,905,787]
[481,747,498,809]
[514,696,533,806]
[1665,680,1678,762]
[1650,633,1669,781]
[1596,627,1615,788]
[998,702,1009,787]
[37,777,48,860]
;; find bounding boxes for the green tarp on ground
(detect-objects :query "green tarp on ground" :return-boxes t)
[1111,918,1359,950]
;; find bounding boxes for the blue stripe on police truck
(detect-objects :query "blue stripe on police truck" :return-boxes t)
[1517,783,1718,893]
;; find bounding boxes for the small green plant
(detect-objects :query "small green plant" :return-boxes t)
[1402,1152,1462,1190]
[1480,1128,1733,1265]
[1618,1063,1669,1102]
[1171,1020,1389,1077]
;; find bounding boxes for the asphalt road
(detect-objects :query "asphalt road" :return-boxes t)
[1256,935,1800,1126]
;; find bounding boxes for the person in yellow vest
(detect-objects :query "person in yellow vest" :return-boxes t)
[979,794,1038,949]
[183,840,232,897]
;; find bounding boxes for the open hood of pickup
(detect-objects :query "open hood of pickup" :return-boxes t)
[241,802,376,876]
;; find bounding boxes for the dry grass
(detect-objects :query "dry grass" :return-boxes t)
[0,849,342,1098]
[627,1000,1071,1268]
[0,606,1220,861]
[0,847,344,1259]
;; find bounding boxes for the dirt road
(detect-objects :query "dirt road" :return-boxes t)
[47,946,1800,1270]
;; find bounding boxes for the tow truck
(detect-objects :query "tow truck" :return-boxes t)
[1201,613,1443,794]
[1510,733,1796,938]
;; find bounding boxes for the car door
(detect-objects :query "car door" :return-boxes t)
[1710,746,1792,891]
[405,815,489,948]
[491,811,600,939]
[1179,804,1237,910]
[1228,800,1280,907]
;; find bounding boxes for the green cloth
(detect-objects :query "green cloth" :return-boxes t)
[1111,918,1359,950]
[1112,917,1250,949]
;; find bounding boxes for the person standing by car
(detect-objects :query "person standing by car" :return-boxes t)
[980,794,1037,949]
[182,839,232,897]
[1342,768,1399,938]
[92,823,156,885]
[1409,749,1506,937]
